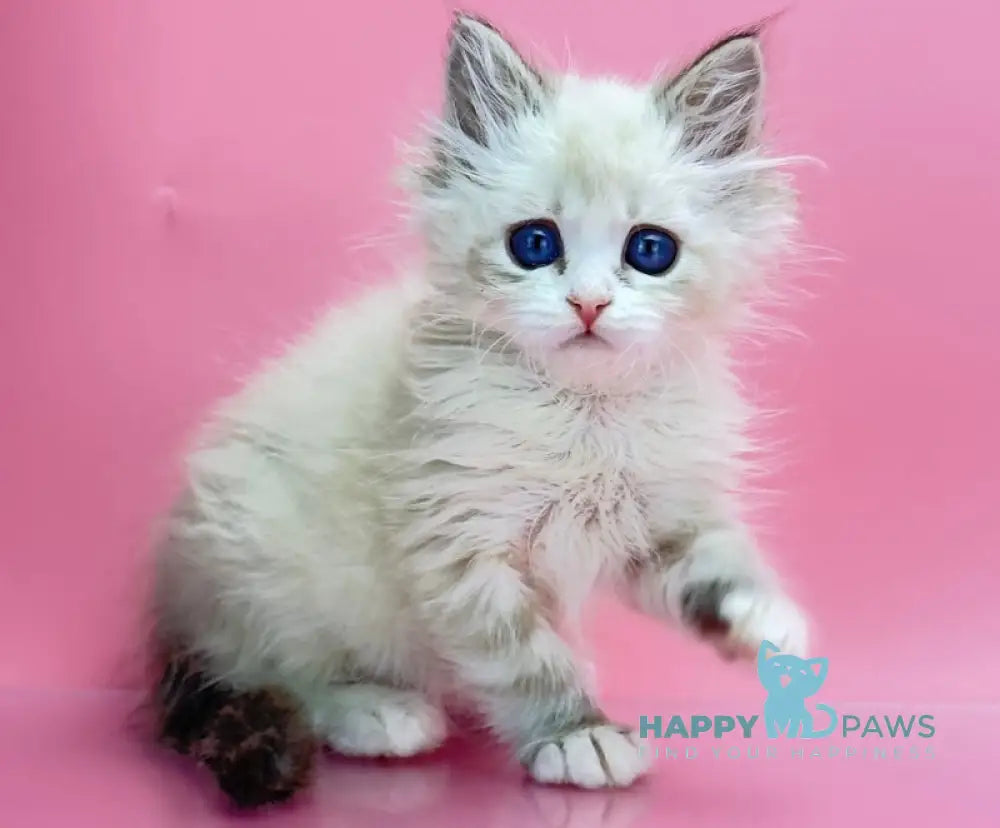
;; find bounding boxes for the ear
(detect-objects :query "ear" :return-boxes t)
[655,31,765,159]
[444,13,548,146]
[807,657,829,682]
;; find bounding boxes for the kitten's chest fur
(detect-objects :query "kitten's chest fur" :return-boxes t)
[515,396,659,606]
[407,379,695,611]
[398,348,743,612]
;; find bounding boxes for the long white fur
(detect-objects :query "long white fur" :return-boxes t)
[154,14,809,788]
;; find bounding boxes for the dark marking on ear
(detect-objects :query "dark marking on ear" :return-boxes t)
[445,13,548,147]
[448,10,504,41]
[689,25,767,60]
[656,26,766,159]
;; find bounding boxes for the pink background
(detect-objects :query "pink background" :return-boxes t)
[2,1,998,824]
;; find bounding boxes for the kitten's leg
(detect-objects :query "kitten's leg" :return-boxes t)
[412,553,650,788]
[628,524,809,657]
[304,683,448,758]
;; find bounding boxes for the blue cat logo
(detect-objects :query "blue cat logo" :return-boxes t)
[758,640,837,739]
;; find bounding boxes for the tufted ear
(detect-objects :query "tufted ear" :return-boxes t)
[656,31,765,159]
[444,13,548,146]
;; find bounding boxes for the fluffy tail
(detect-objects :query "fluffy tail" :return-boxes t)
[154,649,318,809]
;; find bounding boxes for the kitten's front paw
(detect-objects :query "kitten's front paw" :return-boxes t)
[721,587,809,657]
[524,724,650,789]
[683,581,808,658]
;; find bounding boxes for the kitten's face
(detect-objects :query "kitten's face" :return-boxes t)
[413,16,796,390]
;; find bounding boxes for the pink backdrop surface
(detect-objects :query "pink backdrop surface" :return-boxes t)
[2,1,998,825]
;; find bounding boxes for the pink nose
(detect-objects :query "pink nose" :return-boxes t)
[567,296,611,329]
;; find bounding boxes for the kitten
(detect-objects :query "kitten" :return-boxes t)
[758,641,836,738]
[152,12,809,808]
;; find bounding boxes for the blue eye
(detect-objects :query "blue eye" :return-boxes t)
[508,221,562,270]
[624,226,679,275]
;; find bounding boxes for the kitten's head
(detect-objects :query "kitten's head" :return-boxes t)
[409,13,797,390]
[758,640,828,697]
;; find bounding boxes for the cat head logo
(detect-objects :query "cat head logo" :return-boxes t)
[757,640,838,739]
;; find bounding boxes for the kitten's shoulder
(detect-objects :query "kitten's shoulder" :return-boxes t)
[202,273,427,448]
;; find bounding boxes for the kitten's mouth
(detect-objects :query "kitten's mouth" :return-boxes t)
[780,674,792,688]
[560,331,612,350]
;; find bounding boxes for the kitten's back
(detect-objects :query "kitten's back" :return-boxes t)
[205,274,424,454]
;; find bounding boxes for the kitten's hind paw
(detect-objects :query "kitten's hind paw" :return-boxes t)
[524,724,651,789]
[311,684,448,758]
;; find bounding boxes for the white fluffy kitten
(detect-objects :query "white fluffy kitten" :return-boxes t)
[153,13,807,805]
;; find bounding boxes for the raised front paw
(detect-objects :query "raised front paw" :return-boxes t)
[523,724,651,789]
[682,580,809,658]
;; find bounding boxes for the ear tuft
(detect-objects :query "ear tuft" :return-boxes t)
[656,31,765,159]
[444,13,547,146]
